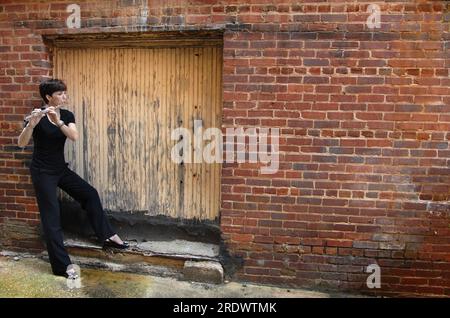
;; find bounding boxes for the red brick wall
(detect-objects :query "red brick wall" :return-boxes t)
[1,0,449,296]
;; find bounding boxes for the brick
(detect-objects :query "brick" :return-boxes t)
[394,104,423,112]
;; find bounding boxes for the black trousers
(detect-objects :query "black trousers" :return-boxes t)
[30,165,115,275]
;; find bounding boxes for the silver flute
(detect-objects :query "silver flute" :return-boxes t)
[24,107,57,121]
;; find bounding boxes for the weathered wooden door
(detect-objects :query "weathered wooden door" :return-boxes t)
[53,46,222,221]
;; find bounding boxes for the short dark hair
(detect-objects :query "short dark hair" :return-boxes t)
[39,79,67,103]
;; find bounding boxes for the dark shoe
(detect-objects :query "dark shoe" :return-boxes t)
[53,271,69,278]
[103,239,129,249]
[53,267,79,279]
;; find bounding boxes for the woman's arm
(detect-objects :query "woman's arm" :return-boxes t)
[47,107,78,142]
[58,121,78,141]
[17,109,44,148]
[17,123,34,148]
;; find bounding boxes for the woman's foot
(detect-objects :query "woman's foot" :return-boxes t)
[103,234,129,249]
[108,234,124,245]
[53,264,79,279]
[66,267,79,280]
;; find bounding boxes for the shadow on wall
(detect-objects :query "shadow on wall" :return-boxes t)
[59,198,222,244]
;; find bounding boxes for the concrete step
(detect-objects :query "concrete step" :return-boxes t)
[63,236,224,284]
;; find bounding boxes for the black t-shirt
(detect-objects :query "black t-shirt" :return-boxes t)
[25,109,76,171]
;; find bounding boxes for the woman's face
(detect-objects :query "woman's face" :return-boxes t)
[47,91,67,106]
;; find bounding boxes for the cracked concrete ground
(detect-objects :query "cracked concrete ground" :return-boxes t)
[0,253,366,298]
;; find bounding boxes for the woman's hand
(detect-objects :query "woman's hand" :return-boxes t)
[47,106,60,125]
[28,108,45,128]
